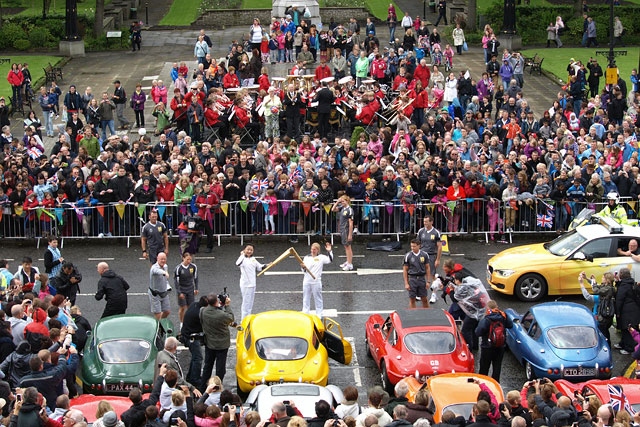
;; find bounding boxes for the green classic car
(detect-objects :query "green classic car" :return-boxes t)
[80,314,174,395]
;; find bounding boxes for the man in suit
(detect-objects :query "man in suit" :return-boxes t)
[283,83,304,139]
[314,80,335,139]
[155,336,202,396]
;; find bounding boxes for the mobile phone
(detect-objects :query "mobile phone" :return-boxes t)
[283,400,290,405]
[467,378,474,383]
[16,394,22,402]
[158,363,163,368]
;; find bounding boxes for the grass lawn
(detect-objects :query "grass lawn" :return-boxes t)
[520,47,640,84]
[159,0,201,25]
[11,0,111,17]
[0,56,63,100]
[240,0,400,20]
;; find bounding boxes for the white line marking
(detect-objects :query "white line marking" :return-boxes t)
[338,255,365,258]
[487,253,498,256]
[194,256,216,259]
[388,254,405,257]
[450,253,465,256]
[353,367,362,386]
[255,290,404,294]
[141,86,152,90]
[356,268,402,275]
[88,258,114,261]
[312,309,337,317]
[142,75,159,80]
[263,271,356,276]
[337,310,394,315]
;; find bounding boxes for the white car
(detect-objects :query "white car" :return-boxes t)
[243,383,344,420]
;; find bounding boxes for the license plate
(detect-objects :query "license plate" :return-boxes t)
[105,384,136,392]
[563,367,596,377]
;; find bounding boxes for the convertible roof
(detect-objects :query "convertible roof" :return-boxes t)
[397,309,452,329]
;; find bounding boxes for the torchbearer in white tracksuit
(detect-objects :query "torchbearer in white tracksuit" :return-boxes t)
[300,242,333,317]
[236,243,269,321]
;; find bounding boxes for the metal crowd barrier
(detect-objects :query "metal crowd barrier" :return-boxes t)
[1,197,637,247]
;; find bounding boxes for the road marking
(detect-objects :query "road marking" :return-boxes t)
[263,271,356,276]
[194,256,215,260]
[338,255,365,258]
[88,257,114,261]
[142,75,159,80]
[356,268,402,275]
[487,253,498,256]
[141,86,152,91]
[337,310,394,315]
[388,254,404,257]
[450,253,465,256]
[255,290,404,294]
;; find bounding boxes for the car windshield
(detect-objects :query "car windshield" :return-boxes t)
[404,332,455,354]
[546,326,597,348]
[441,403,474,421]
[256,337,308,360]
[270,385,321,397]
[546,230,587,256]
[98,339,151,363]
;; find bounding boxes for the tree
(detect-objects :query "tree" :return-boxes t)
[467,0,477,31]
[94,0,104,38]
[43,0,52,19]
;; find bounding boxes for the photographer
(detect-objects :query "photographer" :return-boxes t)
[52,262,82,306]
[181,296,208,386]
[200,292,234,390]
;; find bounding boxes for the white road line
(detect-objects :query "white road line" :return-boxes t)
[88,257,114,261]
[487,253,497,256]
[263,271,356,276]
[194,256,215,260]
[353,367,362,386]
[338,255,365,258]
[388,254,405,257]
[141,86,152,91]
[337,310,394,315]
[142,75,159,80]
[356,268,402,275]
[449,253,465,256]
[255,290,404,294]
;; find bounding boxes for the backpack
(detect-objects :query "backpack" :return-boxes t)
[487,316,506,347]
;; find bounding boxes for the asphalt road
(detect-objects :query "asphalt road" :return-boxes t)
[4,234,631,401]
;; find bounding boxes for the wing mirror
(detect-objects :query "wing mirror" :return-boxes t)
[572,251,592,262]
[373,323,380,329]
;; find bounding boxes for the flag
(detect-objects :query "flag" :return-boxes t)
[252,179,268,191]
[536,213,553,229]
[287,169,302,186]
[608,384,636,415]
[137,204,146,217]
[239,200,248,212]
[115,204,126,219]
[280,200,291,215]
[324,204,331,215]
[302,202,311,216]
[220,201,229,216]
[156,205,166,220]
[446,201,456,214]
[96,205,104,217]
[54,208,64,225]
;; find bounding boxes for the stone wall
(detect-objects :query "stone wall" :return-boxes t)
[193,7,370,29]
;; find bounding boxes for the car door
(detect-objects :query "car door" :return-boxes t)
[322,317,352,365]
[558,237,616,293]
[507,311,532,362]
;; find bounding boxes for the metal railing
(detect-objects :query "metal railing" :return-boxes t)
[1,197,636,247]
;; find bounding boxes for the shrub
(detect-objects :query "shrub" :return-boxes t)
[13,39,31,51]
[350,126,366,148]
[0,22,28,49]
[28,27,53,47]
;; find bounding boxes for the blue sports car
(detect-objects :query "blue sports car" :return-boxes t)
[505,302,612,381]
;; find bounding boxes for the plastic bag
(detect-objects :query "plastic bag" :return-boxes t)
[453,277,490,320]
[463,41,468,51]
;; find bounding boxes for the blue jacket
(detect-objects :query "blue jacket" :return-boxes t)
[475,309,513,348]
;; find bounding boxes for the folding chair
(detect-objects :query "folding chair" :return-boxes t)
[203,121,222,143]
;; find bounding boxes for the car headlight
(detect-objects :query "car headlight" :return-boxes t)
[495,269,516,278]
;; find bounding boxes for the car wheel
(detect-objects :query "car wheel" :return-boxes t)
[381,361,393,394]
[514,273,547,302]
[365,335,372,358]
[236,380,249,400]
[525,361,536,380]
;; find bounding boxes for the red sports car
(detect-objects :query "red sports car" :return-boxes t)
[365,308,474,392]
[554,378,640,413]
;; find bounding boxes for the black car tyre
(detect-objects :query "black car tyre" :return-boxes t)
[381,361,393,394]
[525,361,536,380]
[365,335,372,358]
[514,273,547,302]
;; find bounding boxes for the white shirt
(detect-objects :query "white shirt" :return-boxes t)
[236,254,264,288]
[302,252,332,285]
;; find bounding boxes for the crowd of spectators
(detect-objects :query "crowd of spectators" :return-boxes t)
[0,15,639,244]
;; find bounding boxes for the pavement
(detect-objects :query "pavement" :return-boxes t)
[10,14,563,149]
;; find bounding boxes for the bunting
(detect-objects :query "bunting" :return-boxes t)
[115,204,126,219]
[220,201,229,216]
[190,197,198,216]
[14,206,23,217]
[96,206,105,217]
[446,201,456,214]
[157,205,166,219]
[324,204,331,215]
[54,208,64,224]
[407,204,415,216]
[386,203,394,215]
[0,211,3,222]
[426,204,434,214]
[302,202,311,216]
[629,201,636,212]
[239,200,248,212]
[280,201,291,215]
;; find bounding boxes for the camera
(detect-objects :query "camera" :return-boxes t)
[218,287,229,305]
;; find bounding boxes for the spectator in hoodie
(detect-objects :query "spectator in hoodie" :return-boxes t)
[335,386,360,419]
[356,389,393,427]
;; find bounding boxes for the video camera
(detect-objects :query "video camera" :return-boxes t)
[218,287,229,305]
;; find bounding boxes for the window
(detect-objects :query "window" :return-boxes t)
[404,332,455,354]
[578,238,613,259]
[244,323,252,351]
[521,312,534,331]
[255,337,309,360]
[98,339,151,363]
[546,326,597,348]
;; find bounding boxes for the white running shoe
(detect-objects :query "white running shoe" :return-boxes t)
[342,264,354,271]
[339,261,348,268]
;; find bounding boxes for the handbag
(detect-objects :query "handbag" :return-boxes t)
[463,41,468,51]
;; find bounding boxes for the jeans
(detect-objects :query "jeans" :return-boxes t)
[42,111,54,136]
[201,347,229,389]
[101,120,116,141]
[11,86,22,106]
[186,339,204,385]
[389,25,396,44]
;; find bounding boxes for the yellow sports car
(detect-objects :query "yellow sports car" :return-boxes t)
[236,310,352,393]
[487,217,640,302]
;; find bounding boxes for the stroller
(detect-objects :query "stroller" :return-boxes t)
[428,87,445,111]
[431,43,443,67]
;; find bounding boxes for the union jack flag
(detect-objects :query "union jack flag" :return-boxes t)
[536,214,553,229]
[608,384,636,415]
[304,190,319,199]
[288,169,302,186]
[251,179,268,191]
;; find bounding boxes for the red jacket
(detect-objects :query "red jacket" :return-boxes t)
[196,191,220,219]
[223,73,240,89]
[7,70,23,87]
[156,182,175,202]
[234,107,250,128]
[356,99,380,125]
[413,65,431,88]
[204,107,220,126]
[371,59,387,79]
[412,89,429,108]
[314,65,332,82]
[258,74,270,92]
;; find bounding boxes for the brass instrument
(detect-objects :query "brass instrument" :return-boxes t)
[303,75,314,93]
